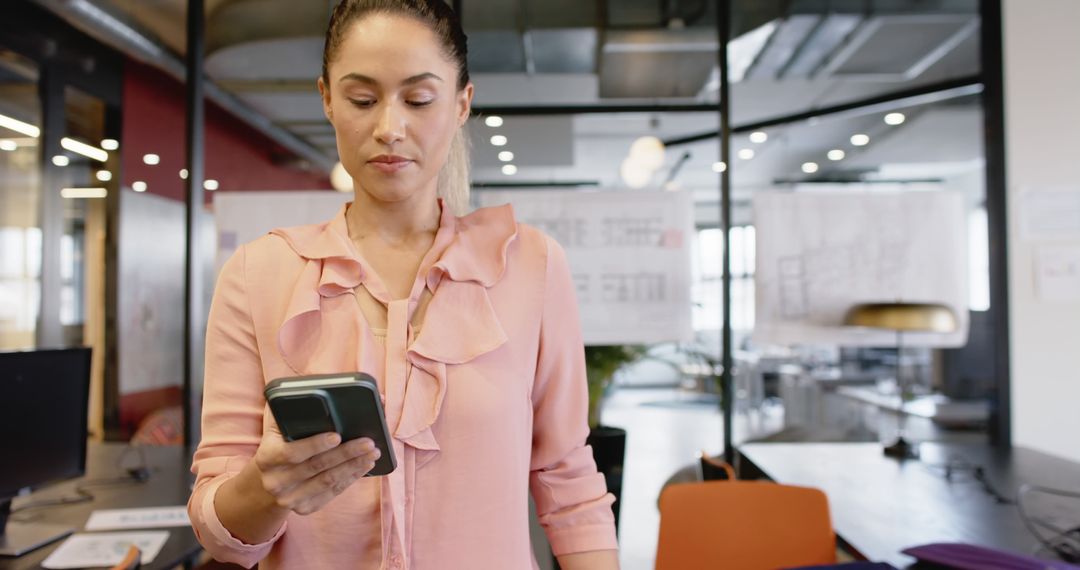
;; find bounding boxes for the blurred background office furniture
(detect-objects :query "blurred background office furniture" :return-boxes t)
[656,477,836,570]
[0,442,200,570]
[0,348,91,557]
[843,302,960,459]
[738,442,1080,567]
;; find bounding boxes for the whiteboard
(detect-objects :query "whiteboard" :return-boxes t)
[213,191,350,275]
[477,189,694,345]
[753,190,969,347]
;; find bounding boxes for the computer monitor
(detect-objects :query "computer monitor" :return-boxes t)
[0,347,91,557]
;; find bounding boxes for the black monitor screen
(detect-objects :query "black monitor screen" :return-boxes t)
[0,348,90,501]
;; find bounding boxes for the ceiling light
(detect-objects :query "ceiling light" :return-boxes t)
[132,181,147,192]
[330,162,352,192]
[485,116,504,128]
[630,136,666,171]
[143,153,160,165]
[60,187,107,199]
[0,113,40,138]
[749,131,768,144]
[884,112,906,126]
[827,149,846,161]
[738,148,755,160]
[179,168,189,180]
[61,137,108,162]
[620,157,651,189]
[802,162,819,174]
[501,164,518,175]
[100,138,119,151]
[490,135,507,147]
[52,155,70,167]
[712,161,727,173]
[95,170,112,182]
[850,134,870,146]
[498,151,514,162]
[204,179,219,191]
[0,140,16,151]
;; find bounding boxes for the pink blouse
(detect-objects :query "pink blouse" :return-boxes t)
[188,201,617,569]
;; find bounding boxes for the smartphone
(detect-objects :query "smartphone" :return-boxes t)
[264,372,396,476]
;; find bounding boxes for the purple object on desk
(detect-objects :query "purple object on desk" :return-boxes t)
[901,543,1080,570]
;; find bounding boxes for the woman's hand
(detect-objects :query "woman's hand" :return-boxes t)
[252,425,382,515]
[214,424,381,544]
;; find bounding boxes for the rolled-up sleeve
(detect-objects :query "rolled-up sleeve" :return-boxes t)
[188,245,286,567]
[529,236,619,556]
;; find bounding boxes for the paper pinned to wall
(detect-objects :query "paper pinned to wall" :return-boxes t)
[753,190,970,347]
[1035,245,1080,302]
[1019,187,1080,241]
[476,189,695,345]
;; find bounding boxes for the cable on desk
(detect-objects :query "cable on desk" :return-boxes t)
[920,456,1016,505]
[1017,483,1080,563]
[9,444,154,518]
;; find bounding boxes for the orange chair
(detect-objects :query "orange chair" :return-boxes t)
[656,467,837,570]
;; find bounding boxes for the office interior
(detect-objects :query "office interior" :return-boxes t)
[1,0,1078,569]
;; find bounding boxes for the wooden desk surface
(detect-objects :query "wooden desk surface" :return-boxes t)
[2,442,200,570]
[738,442,1080,568]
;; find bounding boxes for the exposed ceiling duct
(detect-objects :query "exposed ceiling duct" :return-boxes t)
[31,0,335,173]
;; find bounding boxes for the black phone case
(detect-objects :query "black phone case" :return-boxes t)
[264,373,396,476]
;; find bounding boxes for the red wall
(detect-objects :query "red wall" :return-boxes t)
[121,60,330,202]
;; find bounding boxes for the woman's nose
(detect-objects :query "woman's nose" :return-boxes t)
[373,102,406,145]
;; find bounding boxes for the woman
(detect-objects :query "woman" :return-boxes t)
[187,1,620,568]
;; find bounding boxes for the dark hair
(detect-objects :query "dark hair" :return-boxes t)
[322,0,469,90]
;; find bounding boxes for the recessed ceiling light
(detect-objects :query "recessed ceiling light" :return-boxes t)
[204,179,219,191]
[0,113,40,138]
[850,134,870,146]
[884,112,906,126]
[498,151,514,162]
[143,153,160,165]
[737,148,755,160]
[490,135,507,147]
[52,155,70,167]
[60,187,107,199]
[95,170,112,182]
[61,137,108,162]
[485,116,504,128]
[501,164,517,175]
[180,168,189,180]
[132,181,147,192]
[100,139,119,151]
[827,149,846,161]
[802,162,819,174]
[0,140,16,151]
[712,161,727,173]
[749,131,768,144]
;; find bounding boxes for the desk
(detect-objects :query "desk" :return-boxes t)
[738,442,1080,568]
[2,442,201,570]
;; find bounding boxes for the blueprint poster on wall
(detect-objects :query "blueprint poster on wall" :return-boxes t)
[476,189,695,345]
[753,190,970,347]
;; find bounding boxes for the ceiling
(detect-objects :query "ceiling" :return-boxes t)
[42,0,986,224]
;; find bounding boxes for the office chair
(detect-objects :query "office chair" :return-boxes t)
[656,471,837,570]
[109,545,141,570]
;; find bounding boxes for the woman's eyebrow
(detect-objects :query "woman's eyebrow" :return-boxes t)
[338,72,444,86]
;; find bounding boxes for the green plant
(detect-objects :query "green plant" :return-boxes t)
[584,345,647,429]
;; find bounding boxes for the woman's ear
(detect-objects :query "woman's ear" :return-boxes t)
[318,76,333,122]
[456,82,474,127]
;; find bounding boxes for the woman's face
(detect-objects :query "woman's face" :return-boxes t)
[318,13,472,205]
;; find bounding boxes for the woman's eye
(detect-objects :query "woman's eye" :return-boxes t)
[349,99,375,108]
[407,99,434,107]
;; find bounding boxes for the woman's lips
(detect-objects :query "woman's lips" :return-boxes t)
[367,156,412,174]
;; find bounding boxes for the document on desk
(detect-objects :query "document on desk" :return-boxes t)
[42,531,169,569]
[85,506,190,530]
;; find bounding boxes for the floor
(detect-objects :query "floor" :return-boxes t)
[600,387,783,570]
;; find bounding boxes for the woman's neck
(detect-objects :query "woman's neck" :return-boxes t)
[346,189,442,248]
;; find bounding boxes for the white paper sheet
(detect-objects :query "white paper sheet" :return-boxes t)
[42,531,169,569]
[1020,188,1080,240]
[1035,245,1080,302]
[84,506,190,531]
